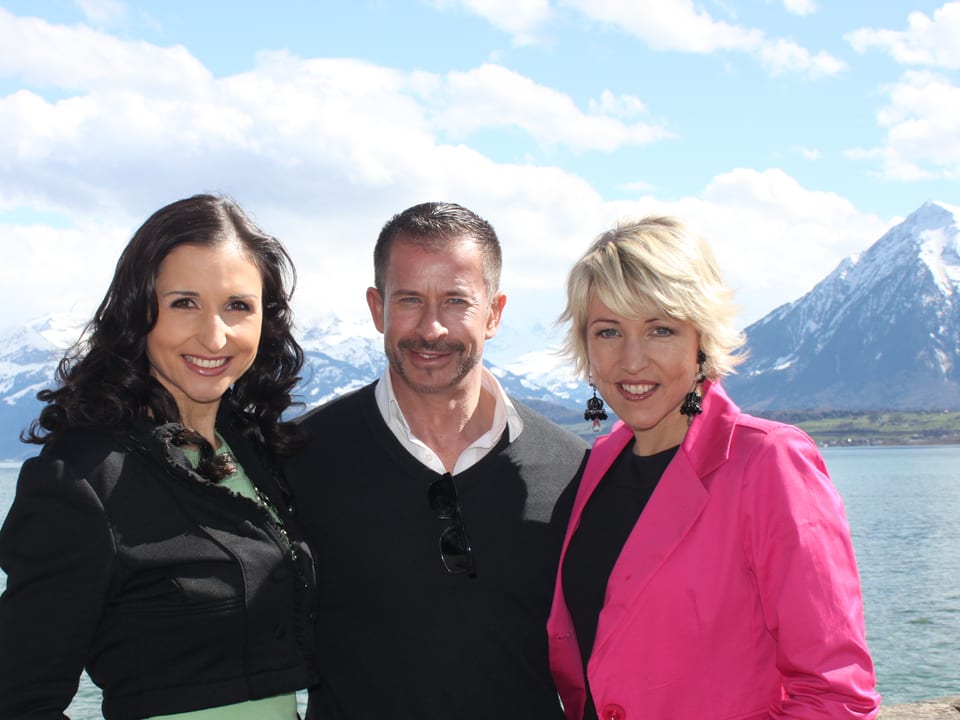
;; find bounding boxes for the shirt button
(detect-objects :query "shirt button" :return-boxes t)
[601,704,626,720]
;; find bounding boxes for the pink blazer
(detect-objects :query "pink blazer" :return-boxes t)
[547,382,880,720]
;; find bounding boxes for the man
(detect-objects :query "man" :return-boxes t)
[288,202,589,719]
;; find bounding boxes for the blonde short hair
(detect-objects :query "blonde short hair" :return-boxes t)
[559,215,747,381]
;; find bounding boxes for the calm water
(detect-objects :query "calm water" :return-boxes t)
[823,445,960,702]
[1,446,959,716]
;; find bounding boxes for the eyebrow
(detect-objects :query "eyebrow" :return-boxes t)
[160,290,260,300]
[589,315,664,325]
[390,288,472,298]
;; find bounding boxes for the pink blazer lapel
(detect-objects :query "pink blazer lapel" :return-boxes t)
[551,422,634,637]
[565,422,634,533]
[589,438,711,660]
[548,422,635,710]
[586,382,740,658]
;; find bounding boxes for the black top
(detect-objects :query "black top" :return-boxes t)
[286,382,589,720]
[0,402,318,720]
[561,441,677,720]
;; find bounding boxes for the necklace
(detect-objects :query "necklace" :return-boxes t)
[249,479,298,562]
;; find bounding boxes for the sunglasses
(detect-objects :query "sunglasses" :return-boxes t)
[428,473,476,577]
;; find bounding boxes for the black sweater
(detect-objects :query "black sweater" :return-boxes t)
[287,382,588,720]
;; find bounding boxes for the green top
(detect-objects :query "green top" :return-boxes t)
[149,434,296,720]
[146,694,298,720]
[180,434,280,522]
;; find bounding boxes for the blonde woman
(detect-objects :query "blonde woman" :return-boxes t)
[548,216,880,720]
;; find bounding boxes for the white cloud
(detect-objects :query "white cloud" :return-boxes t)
[619,180,656,193]
[588,90,649,119]
[0,14,623,328]
[421,64,671,150]
[846,2,960,69]
[0,7,212,95]
[0,220,130,327]
[484,168,893,330]
[430,0,551,44]
[758,38,846,78]
[75,0,129,28]
[430,0,843,76]
[846,70,960,181]
[0,7,666,219]
[592,169,892,326]
[780,0,817,16]
[560,0,842,76]
[700,168,892,288]
[794,146,822,161]
[0,9,892,335]
[562,0,763,52]
[844,6,960,181]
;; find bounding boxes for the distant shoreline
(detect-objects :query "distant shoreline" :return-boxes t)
[772,409,960,448]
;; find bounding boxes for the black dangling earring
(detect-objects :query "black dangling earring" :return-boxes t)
[680,350,707,418]
[584,382,608,433]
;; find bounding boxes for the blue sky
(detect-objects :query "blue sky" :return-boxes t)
[0,0,957,339]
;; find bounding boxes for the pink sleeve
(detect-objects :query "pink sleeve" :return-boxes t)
[740,427,881,719]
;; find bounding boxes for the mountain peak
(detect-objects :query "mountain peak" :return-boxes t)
[925,199,960,216]
[902,199,960,232]
[726,199,960,411]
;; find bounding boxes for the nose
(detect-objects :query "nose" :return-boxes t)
[619,336,649,374]
[417,304,448,342]
[197,311,228,352]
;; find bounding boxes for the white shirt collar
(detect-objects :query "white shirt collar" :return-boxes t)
[374,365,523,475]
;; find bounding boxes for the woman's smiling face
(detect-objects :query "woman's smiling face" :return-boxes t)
[586,293,701,455]
[146,240,263,427]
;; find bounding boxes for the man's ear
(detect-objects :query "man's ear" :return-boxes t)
[366,287,385,333]
[485,292,507,339]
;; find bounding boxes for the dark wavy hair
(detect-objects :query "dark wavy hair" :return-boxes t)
[25,194,304,465]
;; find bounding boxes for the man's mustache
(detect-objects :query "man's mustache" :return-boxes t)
[397,339,466,354]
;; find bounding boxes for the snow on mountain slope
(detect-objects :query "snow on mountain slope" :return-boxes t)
[725,200,960,411]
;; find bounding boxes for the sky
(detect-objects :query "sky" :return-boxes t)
[1,0,958,342]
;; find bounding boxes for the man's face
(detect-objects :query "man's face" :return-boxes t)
[366,235,505,397]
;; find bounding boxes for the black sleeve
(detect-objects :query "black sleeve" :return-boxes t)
[0,455,116,720]
[550,448,589,532]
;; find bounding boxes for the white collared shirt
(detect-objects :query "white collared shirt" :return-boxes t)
[374,366,524,475]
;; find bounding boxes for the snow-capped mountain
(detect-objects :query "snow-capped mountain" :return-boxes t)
[292,314,587,409]
[0,312,91,460]
[724,200,960,411]
[0,313,588,460]
[7,198,957,457]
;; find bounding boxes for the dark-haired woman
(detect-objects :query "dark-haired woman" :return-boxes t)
[0,195,317,720]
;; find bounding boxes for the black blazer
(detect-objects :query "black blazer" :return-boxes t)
[0,404,318,720]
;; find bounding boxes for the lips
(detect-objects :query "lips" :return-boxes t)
[398,340,465,362]
[620,382,656,396]
[412,350,447,360]
[183,355,228,370]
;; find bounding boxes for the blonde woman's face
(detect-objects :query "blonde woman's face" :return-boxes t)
[586,294,700,455]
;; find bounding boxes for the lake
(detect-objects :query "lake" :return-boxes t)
[1,445,959,716]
